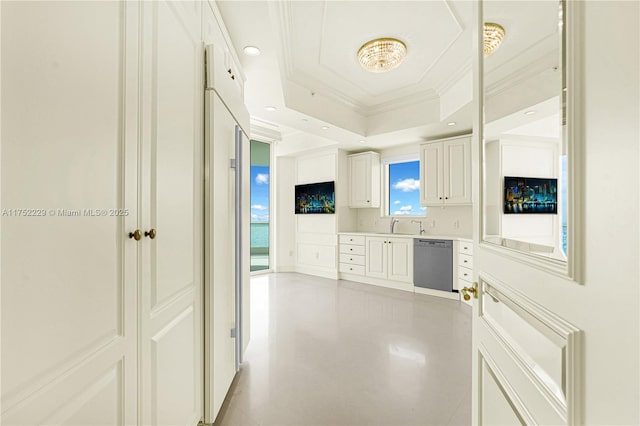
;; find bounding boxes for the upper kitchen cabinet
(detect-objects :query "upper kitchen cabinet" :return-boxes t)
[348,151,381,208]
[420,135,471,206]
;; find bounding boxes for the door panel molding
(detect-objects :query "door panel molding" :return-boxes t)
[478,273,582,424]
[479,348,531,425]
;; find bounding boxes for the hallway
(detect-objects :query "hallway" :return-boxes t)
[216,273,472,425]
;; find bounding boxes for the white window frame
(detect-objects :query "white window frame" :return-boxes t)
[381,154,425,218]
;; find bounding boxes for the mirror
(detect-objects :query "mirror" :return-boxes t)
[481,0,569,265]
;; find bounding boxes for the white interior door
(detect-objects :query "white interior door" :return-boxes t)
[471,1,640,425]
[139,1,203,425]
[1,2,139,424]
[204,93,238,423]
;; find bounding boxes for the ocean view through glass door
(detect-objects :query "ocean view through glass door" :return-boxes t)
[250,140,270,271]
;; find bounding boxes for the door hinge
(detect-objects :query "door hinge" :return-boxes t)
[230,159,236,169]
[230,327,237,338]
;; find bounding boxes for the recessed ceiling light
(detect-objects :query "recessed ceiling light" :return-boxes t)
[265,106,276,111]
[524,110,536,115]
[321,126,330,130]
[243,46,261,56]
[447,122,456,126]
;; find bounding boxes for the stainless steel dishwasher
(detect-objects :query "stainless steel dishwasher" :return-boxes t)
[413,239,453,292]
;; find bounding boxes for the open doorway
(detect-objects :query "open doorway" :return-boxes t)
[250,140,271,272]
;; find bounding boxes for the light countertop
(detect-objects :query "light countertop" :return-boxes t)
[338,232,471,241]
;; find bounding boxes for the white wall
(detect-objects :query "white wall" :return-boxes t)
[356,205,473,237]
[294,151,338,278]
[275,156,296,271]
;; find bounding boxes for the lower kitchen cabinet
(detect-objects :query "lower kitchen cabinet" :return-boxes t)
[457,238,474,306]
[365,237,413,284]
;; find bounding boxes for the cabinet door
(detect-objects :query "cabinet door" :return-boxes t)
[139,2,203,425]
[443,137,471,204]
[205,93,238,422]
[420,143,444,205]
[349,154,372,207]
[387,238,414,283]
[1,2,138,424]
[365,237,387,279]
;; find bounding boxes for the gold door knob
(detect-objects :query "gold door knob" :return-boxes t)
[128,229,141,241]
[461,282,479,301]
[144,229,157,239]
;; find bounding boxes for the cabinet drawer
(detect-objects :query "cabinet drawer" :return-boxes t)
[458,265,473,283]
[459,240,473,255]
[339,263,365,276]
[339,253,365,265]
[339,244,365,256]
[339,234,365,246]
[458,253,473,268]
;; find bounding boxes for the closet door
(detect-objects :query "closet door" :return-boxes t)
[1,2,138,424]
[139,1,203,425]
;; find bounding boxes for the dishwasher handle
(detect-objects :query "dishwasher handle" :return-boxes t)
[415,239,452,248]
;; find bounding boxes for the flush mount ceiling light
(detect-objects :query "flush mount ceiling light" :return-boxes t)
[321,126,330,130]
[447,122,456,126]
[265,106,277,111]
[357,38,407,73]
[483,23,505,56]
[243,45,261,56]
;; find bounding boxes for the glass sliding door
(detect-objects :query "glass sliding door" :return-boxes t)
[250,140,270,272]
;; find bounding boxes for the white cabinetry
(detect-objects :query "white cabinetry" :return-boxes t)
[420,135,471,206]
[203,2,250,423]
[2,2,204,424]
[338,234,366,276]
[348,151,381,208]
[365,237,413,284]
[456,239,474,306]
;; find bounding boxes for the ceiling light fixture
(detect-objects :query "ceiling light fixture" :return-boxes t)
[243,46,261,56]
[524,110,536,116]
[359,140,366,144]
[483,23,505,56]
[357,38,407,73]
[265,106,277,111]
[321,126,330,130]
[447,122,456,126]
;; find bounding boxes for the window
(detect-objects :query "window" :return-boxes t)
[250,140,270,272]
[385,158,425,217]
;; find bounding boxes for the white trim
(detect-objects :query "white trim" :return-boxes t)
[477,0,583,283]
[381,153,420,165]
[381,157,425,218]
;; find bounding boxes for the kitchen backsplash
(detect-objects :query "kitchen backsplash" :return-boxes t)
[355,206,473,237]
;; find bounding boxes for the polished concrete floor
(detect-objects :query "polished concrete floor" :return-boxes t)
[216,273,472,426]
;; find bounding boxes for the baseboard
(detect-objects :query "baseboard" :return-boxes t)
[338,273,414,293]
[414,286,460,300]
[294,265,338,280]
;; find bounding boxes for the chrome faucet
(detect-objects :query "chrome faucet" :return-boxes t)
[390,217,400,234]
[411,220,425,235]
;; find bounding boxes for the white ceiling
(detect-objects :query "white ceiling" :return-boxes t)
[216,0,562,155]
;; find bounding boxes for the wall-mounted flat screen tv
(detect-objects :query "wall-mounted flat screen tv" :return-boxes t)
[295,181,335,214]
[504,176,557,214]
